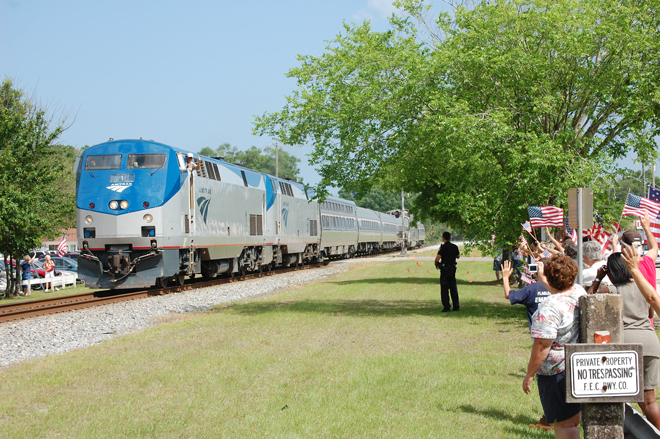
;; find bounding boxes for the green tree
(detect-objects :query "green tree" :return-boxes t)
[0,79,75,297]
[338,186,402,212]
[200,143,302,182]
[254,0,660,251]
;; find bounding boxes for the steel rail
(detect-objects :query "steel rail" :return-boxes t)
[0,263,322,324]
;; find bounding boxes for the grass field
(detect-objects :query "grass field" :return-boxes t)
[0,260,555,438]
[1,283,99,303]
[410,246,487,259]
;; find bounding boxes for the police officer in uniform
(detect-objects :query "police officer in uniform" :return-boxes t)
[435,232,460,312]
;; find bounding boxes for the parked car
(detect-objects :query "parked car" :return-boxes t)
[0,259,62,290]
[47,257,78,272]
[63,252,79,261]
[33,250,59,259]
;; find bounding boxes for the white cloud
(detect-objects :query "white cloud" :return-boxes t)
[352,0,400,21]
[368,0,400,19]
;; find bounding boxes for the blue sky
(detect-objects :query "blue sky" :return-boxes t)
[1,0,404,187]
[0,0,649,188]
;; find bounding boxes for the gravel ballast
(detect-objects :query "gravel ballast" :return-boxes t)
[0,263,349,368]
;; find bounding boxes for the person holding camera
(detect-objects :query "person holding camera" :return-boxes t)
[502,259,552,431]
[434,232,460,312]
[502,259,550,332]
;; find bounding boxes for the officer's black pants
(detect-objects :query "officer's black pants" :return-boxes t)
[440,266,459,310]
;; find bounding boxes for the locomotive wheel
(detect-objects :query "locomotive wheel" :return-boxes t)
[175,273,185,286]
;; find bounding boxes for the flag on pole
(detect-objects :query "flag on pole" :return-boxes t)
[522,221,532,233]
[527,206,564,228]
[565,216,574,238]
[56,234,67,257]
[622,193,660,219]
[647,186,660,240]
[542,249,551,258]
[519,234,528,246]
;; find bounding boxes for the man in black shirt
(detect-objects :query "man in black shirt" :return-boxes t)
[434,232,460,312]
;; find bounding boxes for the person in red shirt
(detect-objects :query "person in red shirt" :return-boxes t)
[620,211,657,289]
[588,211,657,295]
[43,254,58,292]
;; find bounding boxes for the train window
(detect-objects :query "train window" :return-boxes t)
[206,161,217,180]
[127,154,166,169]
[241,171,248,187]
[85,154,121,170]
[279,181,294,197]
[213,163,221,181]
[176,153,186,171]
[271,179,277,193]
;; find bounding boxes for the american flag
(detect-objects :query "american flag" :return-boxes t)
[519,234,528,246]
[589,223,603,240]
[56,234,67,257]
[521,274,536,284]
[565,217,574,239]
[522,221,532,233]
[647,186,660,240]
[528,206,564,228]
[542,249,550,258]
[622,193,660,219]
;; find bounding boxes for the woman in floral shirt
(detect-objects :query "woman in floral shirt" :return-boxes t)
[523,254,586,439]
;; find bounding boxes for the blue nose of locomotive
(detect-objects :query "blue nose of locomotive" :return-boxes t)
[77,139,183,214]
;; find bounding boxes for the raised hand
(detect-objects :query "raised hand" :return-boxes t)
[621,244,641,273]
[502,259,513,279]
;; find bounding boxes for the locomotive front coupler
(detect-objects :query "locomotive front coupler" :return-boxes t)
[109,249,162,283]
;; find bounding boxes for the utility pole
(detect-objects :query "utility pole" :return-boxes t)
[653,163,656,190]
[400,189,407,256]
[275,142,279,178]
[642,162,646,195]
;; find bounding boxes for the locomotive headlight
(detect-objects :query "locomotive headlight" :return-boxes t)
[85,215,93,224]
[143,214,153,223]
[109,200,119,210]
[120,200,129,210]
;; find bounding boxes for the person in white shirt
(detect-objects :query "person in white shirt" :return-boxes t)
[581,239,611,287]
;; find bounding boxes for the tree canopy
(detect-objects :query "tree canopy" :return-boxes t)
[0,79,75,296]
[254,0,660,248]
[338,186,403,213]
[200,143,302,182]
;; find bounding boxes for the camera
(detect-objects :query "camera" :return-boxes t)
[528,264,538,274]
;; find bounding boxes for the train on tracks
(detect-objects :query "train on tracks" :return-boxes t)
[75,139,425,289]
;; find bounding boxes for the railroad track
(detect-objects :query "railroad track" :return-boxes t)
[0,263,323,324]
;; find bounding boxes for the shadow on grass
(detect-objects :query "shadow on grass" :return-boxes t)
[330,276,503,287]
[225,298,530,325]
[452,405,553,438]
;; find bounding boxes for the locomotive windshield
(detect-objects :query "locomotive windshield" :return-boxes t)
[85,154,121,170]
[127,154,166,169]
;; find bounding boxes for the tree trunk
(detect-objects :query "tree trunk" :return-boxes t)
[12,254,20,297]
[2,255,8,299]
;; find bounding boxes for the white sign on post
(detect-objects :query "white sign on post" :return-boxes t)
[570,351,639,398]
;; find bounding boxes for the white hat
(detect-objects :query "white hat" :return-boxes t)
[187,152,193,158]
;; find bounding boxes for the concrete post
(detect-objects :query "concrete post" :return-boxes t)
[578,294,625,439]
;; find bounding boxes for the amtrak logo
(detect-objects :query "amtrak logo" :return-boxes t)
[281,208,289,227]
[106,184,132,193]
[197,196,210,224]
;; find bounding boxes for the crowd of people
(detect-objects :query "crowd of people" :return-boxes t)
[499,212,660,438]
